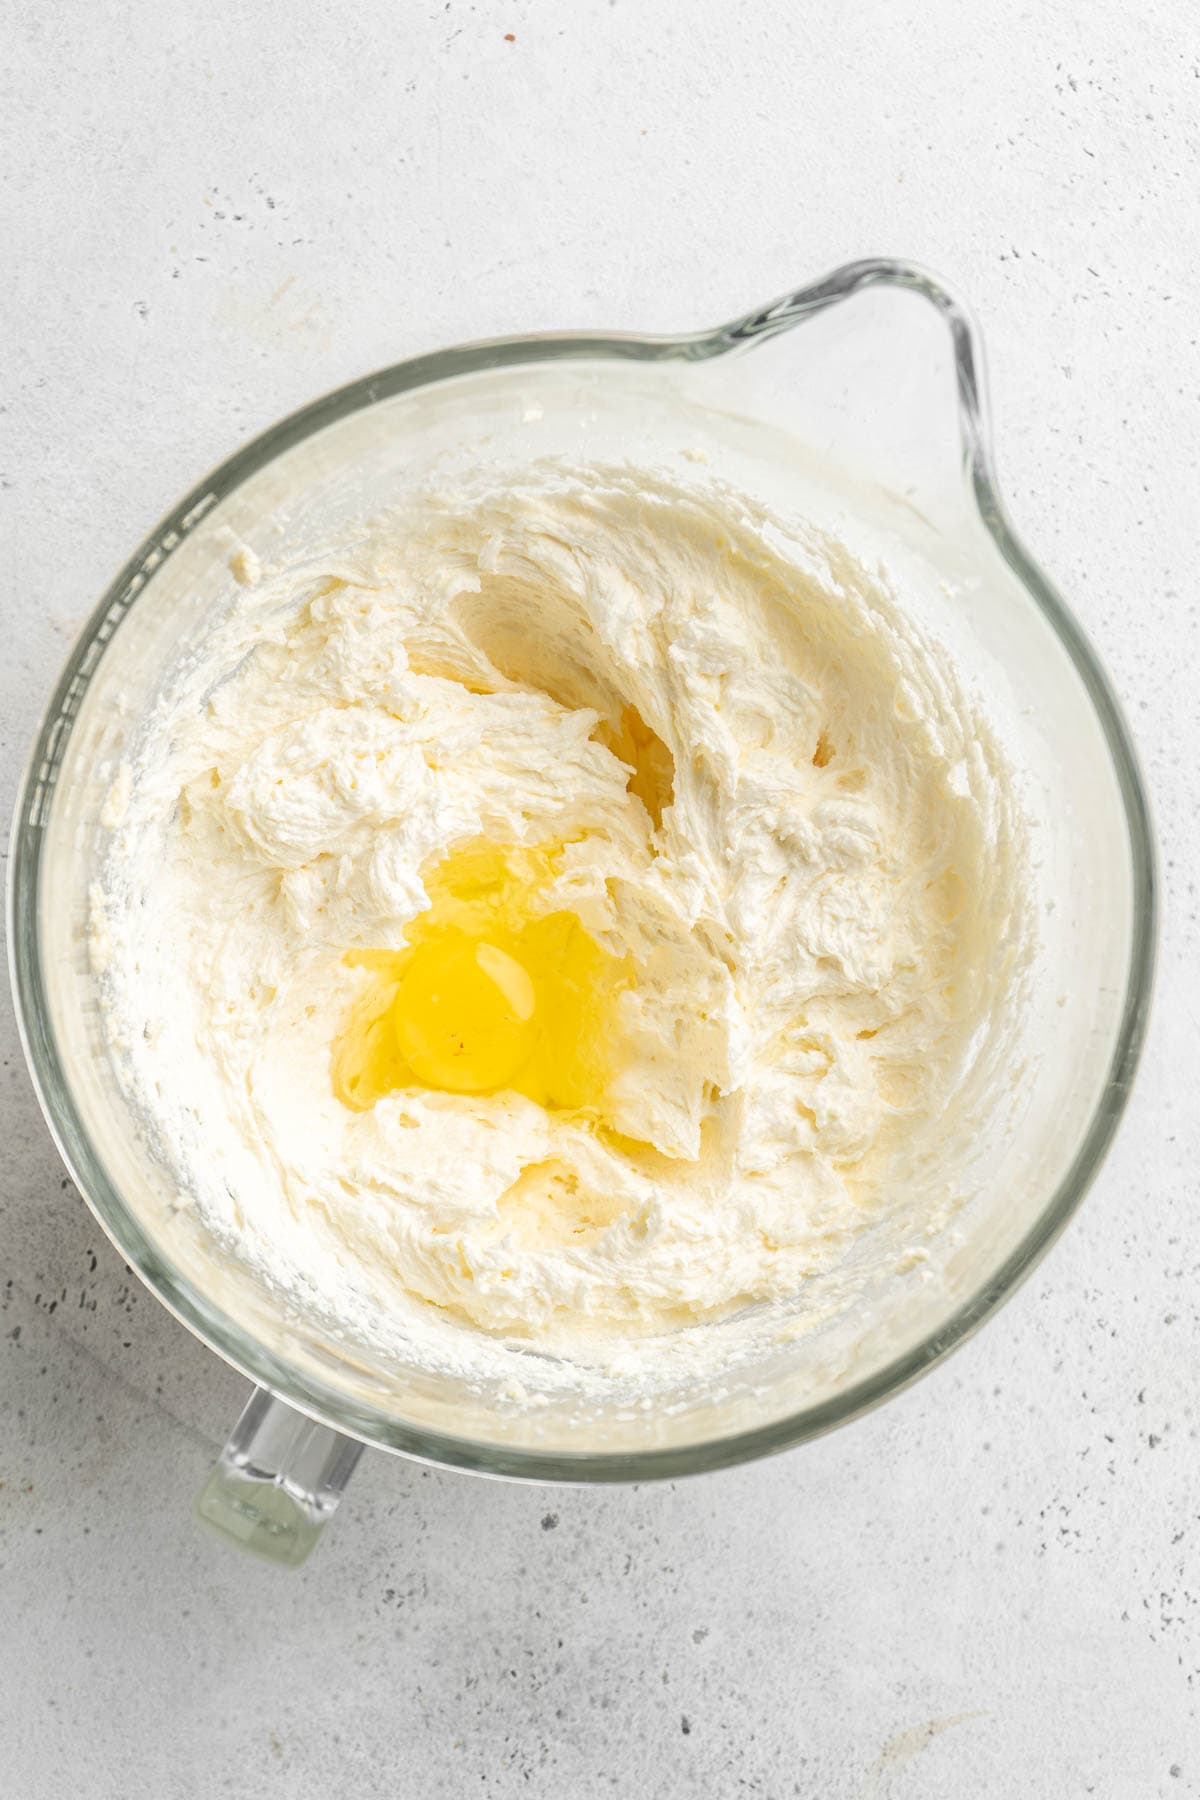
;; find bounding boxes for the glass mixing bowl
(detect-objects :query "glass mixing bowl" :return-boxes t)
[8,260,1155,1564]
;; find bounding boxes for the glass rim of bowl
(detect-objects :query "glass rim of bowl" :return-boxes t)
[6,258,1158,1483]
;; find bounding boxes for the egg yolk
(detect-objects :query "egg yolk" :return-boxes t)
[331,842,631,1114]
[393,934,537,1093]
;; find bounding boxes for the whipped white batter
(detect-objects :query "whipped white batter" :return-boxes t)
[94,466,1029,1379]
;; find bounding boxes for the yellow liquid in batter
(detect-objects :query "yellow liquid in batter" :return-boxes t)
[332,843,631,1113]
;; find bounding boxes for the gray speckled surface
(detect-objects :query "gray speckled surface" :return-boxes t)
[2,2,1197,1793]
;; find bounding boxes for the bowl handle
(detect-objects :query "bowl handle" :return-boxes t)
[195,1386,364,1567]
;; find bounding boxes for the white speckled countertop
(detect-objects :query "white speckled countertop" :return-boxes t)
[2,2,1198,1793]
